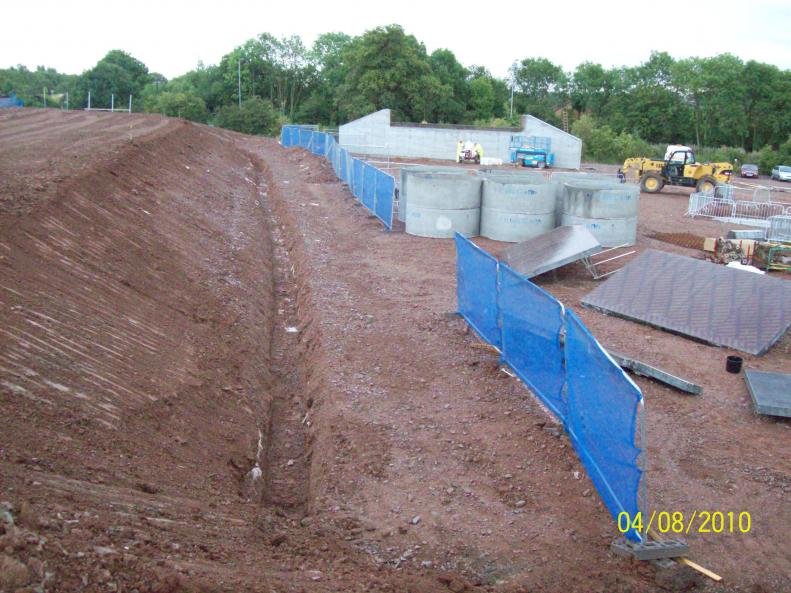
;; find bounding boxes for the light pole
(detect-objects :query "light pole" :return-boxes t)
[237,59,242,109]
[509,60,518,120]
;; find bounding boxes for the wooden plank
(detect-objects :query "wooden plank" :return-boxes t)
[677,558,723,582]
[647,529,722,582]
[609,351,702,395]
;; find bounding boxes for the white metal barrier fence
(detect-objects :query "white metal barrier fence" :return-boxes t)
[686,192,791,227]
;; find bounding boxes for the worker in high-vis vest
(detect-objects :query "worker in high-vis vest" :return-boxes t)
[456,139,464,163]
[474,143,484,161]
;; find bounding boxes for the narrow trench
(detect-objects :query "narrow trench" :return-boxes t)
[256,167,310,516]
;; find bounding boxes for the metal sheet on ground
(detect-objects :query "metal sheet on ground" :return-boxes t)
[582,249,791,355]
[500,225,602,278]
[744,369,791,417]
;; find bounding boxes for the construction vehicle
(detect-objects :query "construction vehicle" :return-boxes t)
[509,135,554,169]
[622,146,732,194]
[457,140,483,164]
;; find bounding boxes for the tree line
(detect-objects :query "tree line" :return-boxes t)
[3,25,791,170]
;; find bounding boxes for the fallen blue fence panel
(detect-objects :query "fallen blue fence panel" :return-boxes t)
[565,311,644,541]
[454,234,645,543]
[455,234,501,349]
[281,125,394,231]
[498,264,567,422]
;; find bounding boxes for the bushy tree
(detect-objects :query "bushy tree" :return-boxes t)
[73,50,151,109]
[214,97,280,135]
[334,25,433,122]
[147,91,208,122]
[469,77,495,121]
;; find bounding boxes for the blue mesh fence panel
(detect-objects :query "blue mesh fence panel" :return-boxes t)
[311,132,326,156]
[498,265,567,422]
[454,234,501,349]
[280,125,293,147]
[299,128,311,148]
[278,128,402,231]
[334,146,341,178]
[349,158,356,194]
[565,310,644,542]
[374,170,395,229]
[353,159,364,200]
[338,149,348,182]
[363,164,376,211]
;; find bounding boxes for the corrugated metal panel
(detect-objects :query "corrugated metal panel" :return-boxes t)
[500,225,602,278]
[581,249,791,355]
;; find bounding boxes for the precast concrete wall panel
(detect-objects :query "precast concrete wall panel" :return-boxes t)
[340,109,582,169]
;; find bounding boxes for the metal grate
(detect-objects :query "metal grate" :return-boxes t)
[582,249,791,356]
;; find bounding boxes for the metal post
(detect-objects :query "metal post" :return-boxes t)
[129,95,132,113]
[65,92,69,110]
[88,91,91,110]
[509,61,516,120]
[237,59,242,109]
[43,87,46,108]
[111,94,114,112]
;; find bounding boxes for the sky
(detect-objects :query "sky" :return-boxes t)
[3,0,791,79]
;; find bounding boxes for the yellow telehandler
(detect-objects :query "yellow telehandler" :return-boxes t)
[622,146,732,194]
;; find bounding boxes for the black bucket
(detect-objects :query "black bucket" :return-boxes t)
[726,355,743,374]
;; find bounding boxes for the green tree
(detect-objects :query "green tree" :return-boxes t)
[147,91,208,122]
[297,32,352,125]
[468,76,495,121]
[512,57,567,124]
[214,96,281,135]
[570,62,612,116]
[428,49,468,123]
[75,50,151,109]
[335,25,433,122]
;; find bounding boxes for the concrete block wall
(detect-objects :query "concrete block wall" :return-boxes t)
[339,109,582,169]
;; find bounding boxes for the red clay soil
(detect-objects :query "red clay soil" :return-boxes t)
[0,109,788,593]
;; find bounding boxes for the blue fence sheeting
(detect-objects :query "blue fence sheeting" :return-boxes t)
[565,311,643,540]
[0,93,24,108]
[280,125,394,229]
[374,173,395,231]
[498,264,566,421]
[454,234,501,349]
[454,234,645,542]
[363,164,376,210]
[352,159,364,200]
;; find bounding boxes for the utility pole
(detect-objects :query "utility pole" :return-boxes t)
[509,60,517,120]
[238,59,242,109]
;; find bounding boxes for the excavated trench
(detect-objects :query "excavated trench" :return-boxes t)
[247,159,312,515]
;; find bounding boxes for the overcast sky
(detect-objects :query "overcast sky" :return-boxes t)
[3,0,791,79]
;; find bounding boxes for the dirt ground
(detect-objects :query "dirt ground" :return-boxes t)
[1,109,789,593]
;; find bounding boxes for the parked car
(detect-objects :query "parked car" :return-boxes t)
[740,163,759,178]
[771,165,791,181]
